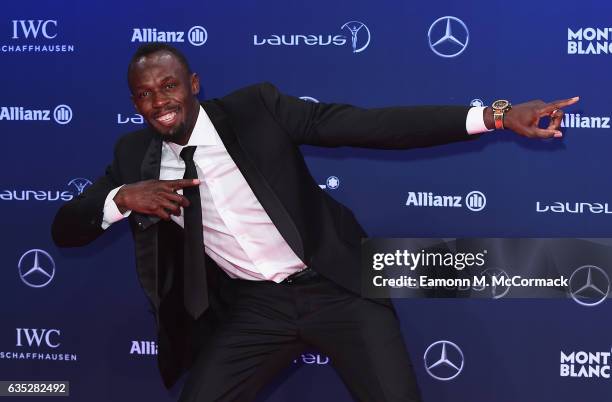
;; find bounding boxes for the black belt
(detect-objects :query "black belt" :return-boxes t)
[282,267,319,284]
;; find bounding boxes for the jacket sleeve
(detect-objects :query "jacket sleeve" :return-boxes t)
[51,145,123,247]
[256,82,476,149]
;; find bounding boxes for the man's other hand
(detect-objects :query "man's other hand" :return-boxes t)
[114,179,200,220]
[485,97,579,138]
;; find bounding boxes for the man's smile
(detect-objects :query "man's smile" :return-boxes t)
[154,108,179,127]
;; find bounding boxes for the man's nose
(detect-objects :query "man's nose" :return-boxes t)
[152,91,169,108]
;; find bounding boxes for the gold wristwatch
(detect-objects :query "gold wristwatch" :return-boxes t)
[492,100,512,130]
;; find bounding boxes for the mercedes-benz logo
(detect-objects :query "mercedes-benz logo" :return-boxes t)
[341,21,371,53]
[18,249,56,288]
[568,265,610,307]
[299,96,320,103]
[424,340,464,381]
[428,16,469,58]
[481,268,511,299]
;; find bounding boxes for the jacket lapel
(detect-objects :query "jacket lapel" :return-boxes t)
[140,132,162,180]
[134,132,163,310]
[202,101,304,260]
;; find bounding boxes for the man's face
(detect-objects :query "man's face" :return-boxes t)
[128,51,200,144]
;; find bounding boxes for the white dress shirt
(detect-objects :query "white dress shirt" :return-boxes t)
[102,105,491,282]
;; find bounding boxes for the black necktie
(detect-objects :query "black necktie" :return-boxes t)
[179,146,208,319]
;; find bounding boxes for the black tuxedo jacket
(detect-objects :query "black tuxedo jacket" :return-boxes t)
[52,82,473,388]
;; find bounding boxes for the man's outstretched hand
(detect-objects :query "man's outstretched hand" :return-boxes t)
[114,179,200,220]
[485,97,580,139]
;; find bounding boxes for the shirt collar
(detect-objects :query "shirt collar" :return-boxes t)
[166,105,219,158]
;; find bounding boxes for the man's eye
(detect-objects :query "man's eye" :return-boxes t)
[138,91,151,98]
[165,83,177,89]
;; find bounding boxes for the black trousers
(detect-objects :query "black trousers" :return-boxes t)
[178,273,422,402]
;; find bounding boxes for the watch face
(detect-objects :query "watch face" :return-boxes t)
[492,100,510,110]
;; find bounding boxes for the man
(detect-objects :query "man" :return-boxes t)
[51,43,577,402]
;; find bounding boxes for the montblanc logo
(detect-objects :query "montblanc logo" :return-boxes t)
[536,201,612,214]
[560,113,610,129]
[0,104,72,124]
[319,176,340,190]
[131,25,208,46]
[405,191,486,212]
[0,328,77,362]
[568,27,612,55]
[130,340,158,356]
[560,350,611,379]
[117,113,144,125]
[3,20,75,53]
[0,177,91,202]
[253,20,370,53]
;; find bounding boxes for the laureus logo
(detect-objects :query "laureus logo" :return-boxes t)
[253,20,371,54]
[67,178,92,196]
[340,21,371,53]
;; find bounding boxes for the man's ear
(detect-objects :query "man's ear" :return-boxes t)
[191,73,200,95]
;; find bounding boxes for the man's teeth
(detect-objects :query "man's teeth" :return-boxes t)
[157,112,176,123]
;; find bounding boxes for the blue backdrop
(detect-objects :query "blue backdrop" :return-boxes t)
[1,0,611,401]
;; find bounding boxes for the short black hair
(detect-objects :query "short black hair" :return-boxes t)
[127,43,192,87]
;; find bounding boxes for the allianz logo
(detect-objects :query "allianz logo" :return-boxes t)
[129,340,157,355]
[0,105,72,124]
[131,26,208,46]
[405,191,486,212]
[560,113,610,129]
[537,201,612,214]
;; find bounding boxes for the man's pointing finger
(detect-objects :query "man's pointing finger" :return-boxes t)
[167,179,201,191]
[539,96,580,115]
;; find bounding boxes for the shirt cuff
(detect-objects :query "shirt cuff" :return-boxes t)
[466,106,493,135]
[101,186,131,229]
